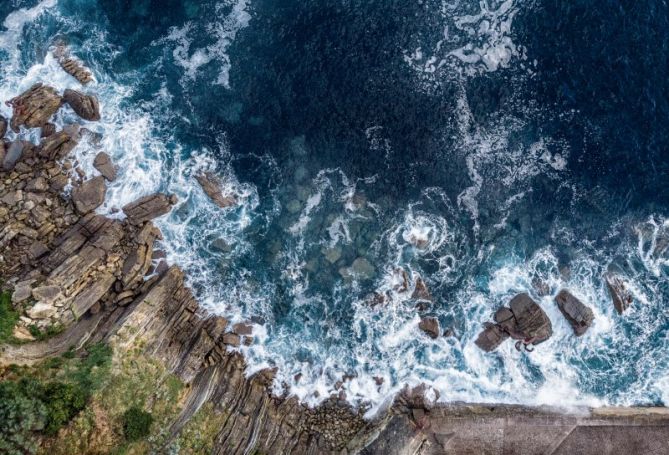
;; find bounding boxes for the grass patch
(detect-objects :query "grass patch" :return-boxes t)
[0,290,19,344]
[28,323,65,341]
[0,343,113,455]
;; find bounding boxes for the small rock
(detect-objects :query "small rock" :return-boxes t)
[12,284,32,303]
[232,322,253,336]
[222,333,241,346]
[41,122,56,138]
[72,176,106,214]
[25,176,49,192]
[122,193,176,224]
[196,172,236,208]
[12,325,35,341]
[63,89,100,121]
[32,285,62,304]
[555,289,594,336]
[351,257,375,280]
[419,316,441,339]
[3,140,28,171]
[412,276,432,302]
[93,152,116,182]
[323,246,342,264]
[605,273,633,314]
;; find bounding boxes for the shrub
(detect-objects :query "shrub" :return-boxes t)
[122,406,153,441]
[0,291,19,344]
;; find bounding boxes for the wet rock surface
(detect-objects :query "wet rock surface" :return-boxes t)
[72,176,107,214]
[6,83,62,132]
[606,273,633,314]
[419,316,440,339]
[196,172,236,208]
[63,89,101,121]
[555,289,595,336]
[93,151,117,181]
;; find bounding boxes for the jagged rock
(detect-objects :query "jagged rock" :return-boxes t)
[475,323,510,352]
[72,176,106,214]
[232,322,253,336]
[122,193,177,224]
[12,283,32,303]
[419,316,440,339]
[39,130,78,160]
[3,140,30,171]
[412,276,432,302]
[555,290,594,336]
[63,89,100,121]
[605,274,633,314]
[41,122,56,138]
[0,115,7,138]
[508,293,553,343]
[196,172,236,208]
[59,57,94,84]
[93,152,116,181]
[6,83,63,132]
[222,333,241,346]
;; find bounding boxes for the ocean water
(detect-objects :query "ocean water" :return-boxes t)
[1,0,669,415]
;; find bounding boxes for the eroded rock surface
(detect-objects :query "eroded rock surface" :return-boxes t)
[6,83,62,132]
[606,273,633,314]
[196,172,236,208]
[555,289,594,336]
[63,89,101,121]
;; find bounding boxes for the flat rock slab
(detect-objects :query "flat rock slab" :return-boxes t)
[122,193,177,224]
[555,289,594,336]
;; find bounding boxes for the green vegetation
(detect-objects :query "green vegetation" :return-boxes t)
[28,323,65,341]
[0,343,113,454]
[122,407,153,441]
[0,290,19,344]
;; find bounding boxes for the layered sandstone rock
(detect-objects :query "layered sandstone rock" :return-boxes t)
[6,83,62,132]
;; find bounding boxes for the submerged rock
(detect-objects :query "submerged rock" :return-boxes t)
[63,89,101,121]
[93,151,117,182]
[72,176,107,214]
[555,290,594,336]
[196,172,236,208]
[6,83,63,132]
[605,273,633,314]
[419,316,440,339]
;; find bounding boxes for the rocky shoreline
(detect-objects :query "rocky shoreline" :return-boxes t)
[0,56,668,454]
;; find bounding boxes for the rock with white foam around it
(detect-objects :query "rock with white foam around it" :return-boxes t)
[555,289,594,336]
[195,172,237,208]
[419,316,441,339]
[63,89,100,121]
[605,273,633,314]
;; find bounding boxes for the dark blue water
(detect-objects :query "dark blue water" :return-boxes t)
[2,0,668,409]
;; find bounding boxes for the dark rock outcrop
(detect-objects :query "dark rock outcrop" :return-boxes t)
[63,89,100,121]
[72,176,106,214]
[419,316,440,339]
[476,293,553,352]
[0,115,7,138]
[555,290,594,336]
[6,83,62,132]
[196,172,236,208]
[122,193,177,224]
[93,151,117,182]
[606,274,633,314]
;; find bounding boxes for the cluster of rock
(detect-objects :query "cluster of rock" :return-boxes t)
[476,278,633,353]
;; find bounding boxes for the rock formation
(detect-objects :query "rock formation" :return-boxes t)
[419,316,440,339]
[555,289,594,336]
[196,172,237,208]
[606,273,633,314]
[476,293,553,352]
[63,89,101,121]
[6,83,62,132]
[93,151,117,181]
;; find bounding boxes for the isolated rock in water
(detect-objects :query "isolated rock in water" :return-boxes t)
[59,57,94,84]
[41,122,56,138]
[412,276,433,302]
[39,130,79,160]
[63,89,100,121]
[531,276,551,297]
[7,83,63,132]
[3,140,29,171]
[475,323,510,352]
[72,176,107,214]
[122,193,177,224]
[605,273,633,314]
[509,293,553,343]
[0,115,7,138]
[351,257,375,280]
[419,316,440,339]
[93,152,117,182]
[196,172,236,208]
[555,290,594,336]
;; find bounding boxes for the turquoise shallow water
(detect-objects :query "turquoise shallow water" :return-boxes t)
[1,0,669,412]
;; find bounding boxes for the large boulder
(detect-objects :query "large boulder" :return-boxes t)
[555,290,594,336]
[195,172,236,208]
[72,176,107,214]
[93,151,117,182]
[6,83,63,132]
[39,130,79,160]
[475,323,509,352]
[122,193,177,225]
[605,274,633,314]
[509,293,553,343]
[63,89,100,121]
[475,293,553,352]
